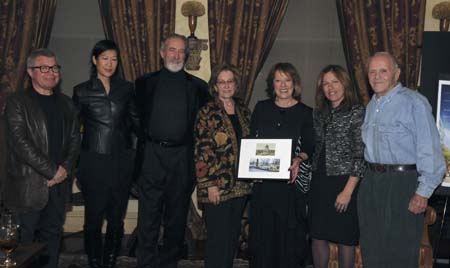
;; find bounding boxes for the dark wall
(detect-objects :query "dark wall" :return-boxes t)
[420,32,450,116]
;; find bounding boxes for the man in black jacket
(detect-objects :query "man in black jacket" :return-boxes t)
[4,49,80,268]
[135,33,209,268]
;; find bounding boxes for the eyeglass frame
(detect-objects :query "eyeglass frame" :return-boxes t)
[29,65,62,73]
[216,80,235,87]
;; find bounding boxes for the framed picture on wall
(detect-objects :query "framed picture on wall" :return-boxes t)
[436,75,450,187]
[237,139,292,180]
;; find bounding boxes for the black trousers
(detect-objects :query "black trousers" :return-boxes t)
[358,170,424,268]
[19,186,65,268]
[81,179,131,259]
[77,149,134,259]
[203,197,247,268]
[137,142,193,268]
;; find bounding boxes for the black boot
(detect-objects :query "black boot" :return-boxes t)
[84,227,103,268]
[102,225,124,268]
[88,258,102,268]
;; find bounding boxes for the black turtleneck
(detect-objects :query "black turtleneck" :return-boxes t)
[148,67,189,143]
[32,89,63,165]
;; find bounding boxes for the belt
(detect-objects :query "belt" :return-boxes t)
[146,136,185,147]
[367,163,417,173]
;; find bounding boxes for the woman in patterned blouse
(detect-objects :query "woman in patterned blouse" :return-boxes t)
[194,63,252,268]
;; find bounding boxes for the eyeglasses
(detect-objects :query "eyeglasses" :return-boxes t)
[217,80,235,87]
[30,65,61,73]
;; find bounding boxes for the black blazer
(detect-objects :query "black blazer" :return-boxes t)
[73,77,141,154]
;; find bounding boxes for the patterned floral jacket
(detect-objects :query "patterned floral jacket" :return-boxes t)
[194,98,252,204]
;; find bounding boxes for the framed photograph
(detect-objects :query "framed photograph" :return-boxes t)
[237,138,292,180]
[436,75,450,187]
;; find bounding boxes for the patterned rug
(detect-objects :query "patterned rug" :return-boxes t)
[59,254,249,268]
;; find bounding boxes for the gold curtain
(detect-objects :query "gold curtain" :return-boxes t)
[208,0,290,104]
[0,0,57,200]
[98,0,176,81]
[336,0,426,105]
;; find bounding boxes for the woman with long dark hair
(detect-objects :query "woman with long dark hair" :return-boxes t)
[73,40,140,268]
[309,65,364,268]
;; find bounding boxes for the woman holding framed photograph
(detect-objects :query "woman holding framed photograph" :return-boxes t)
[249,62,314,268]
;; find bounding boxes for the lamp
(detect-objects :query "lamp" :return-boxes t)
[181,1,208,71]
[181,1,206,38]
[432,1,450,32]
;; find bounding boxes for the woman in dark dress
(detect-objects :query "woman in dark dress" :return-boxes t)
[72,40,140,268]
[194,63,252,268]
[249,62,314,268]
[309,65,364,268]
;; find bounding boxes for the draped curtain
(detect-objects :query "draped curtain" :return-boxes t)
[208,0,289,104]
[0,0,57,106]
[336,0,426,105]
[98,0,176,81]
[0,0,57,199]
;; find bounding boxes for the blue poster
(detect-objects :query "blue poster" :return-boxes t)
[437,81,450,186]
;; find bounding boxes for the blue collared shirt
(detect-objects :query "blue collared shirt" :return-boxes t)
[362,83,445,198]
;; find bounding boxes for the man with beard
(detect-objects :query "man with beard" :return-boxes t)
[135,33,209,268]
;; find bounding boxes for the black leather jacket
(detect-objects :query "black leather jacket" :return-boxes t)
[4,89,80,211]
[73,78,141,154]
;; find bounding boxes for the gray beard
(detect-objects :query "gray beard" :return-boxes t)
[165,62,184,72]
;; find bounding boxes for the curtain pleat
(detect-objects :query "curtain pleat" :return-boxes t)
[208,0,289,104]
[336,0,426,105]
[98,0,176,81]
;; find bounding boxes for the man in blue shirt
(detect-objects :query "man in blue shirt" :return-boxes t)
[358,52,445,267]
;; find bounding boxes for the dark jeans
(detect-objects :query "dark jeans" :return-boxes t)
[358,170,424,268]
[19,186,65,268]
[204,197,247,268]
[137,142,193,268]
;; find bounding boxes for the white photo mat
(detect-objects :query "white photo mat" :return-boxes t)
[237,138,292,180]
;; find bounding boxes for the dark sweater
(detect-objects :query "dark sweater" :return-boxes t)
[33,90,63,165]
[148,68,189,143]
[250,99,314,157]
